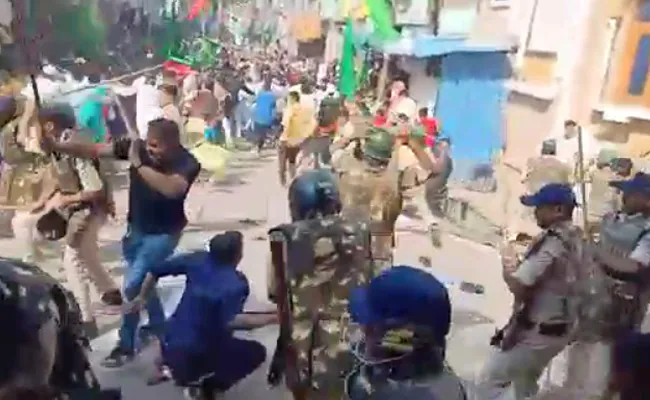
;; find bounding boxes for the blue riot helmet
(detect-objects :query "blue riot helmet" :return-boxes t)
[288,169,342,221]
[345,266,464,400]
[349,266,451,345]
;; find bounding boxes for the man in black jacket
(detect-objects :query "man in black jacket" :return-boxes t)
[223,69,255,141]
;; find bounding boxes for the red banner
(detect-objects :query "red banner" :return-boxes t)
[187,0,209,20]
[163,60,195,78]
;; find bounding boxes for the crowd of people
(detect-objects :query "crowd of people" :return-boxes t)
[0,36,649,400]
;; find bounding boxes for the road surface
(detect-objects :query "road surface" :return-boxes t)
[0,151,514,399]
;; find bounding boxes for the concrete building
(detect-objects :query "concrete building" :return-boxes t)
[494,0,593,235]
[495,0,650,235]
[579,0,650,164]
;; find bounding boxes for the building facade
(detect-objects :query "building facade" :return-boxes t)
[497,0,650,235]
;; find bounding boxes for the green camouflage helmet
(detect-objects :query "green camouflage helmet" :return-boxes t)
[362,126,394,162]
[597,148,618,167]
[409,125,427,147]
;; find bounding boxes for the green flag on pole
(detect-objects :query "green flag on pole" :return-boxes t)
[339,18,356,100]
[364,0,399,42]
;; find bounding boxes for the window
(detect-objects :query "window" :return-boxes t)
[639,0,650,21]
[609,0,650,107]
[527,0,568,54]
[628,35,650,95]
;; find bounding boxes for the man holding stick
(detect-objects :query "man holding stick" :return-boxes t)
[37,118,202,367]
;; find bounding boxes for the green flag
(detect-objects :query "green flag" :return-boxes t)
[356,49,369,88]
[339,18,356,100]
[193,37,221,68]
[364,0,399,42]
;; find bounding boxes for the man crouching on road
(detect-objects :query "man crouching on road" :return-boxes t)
[123,231,277,399]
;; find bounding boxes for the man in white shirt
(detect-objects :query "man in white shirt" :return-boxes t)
[555,121,603,167]
[112,75,163,139]
[389,88,418,124]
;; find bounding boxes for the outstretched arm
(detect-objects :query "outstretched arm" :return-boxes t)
[229,313,278,330]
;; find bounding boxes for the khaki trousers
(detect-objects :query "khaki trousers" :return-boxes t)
[477,330,570,399]
[62,212,117,322]
[11,210,44,261]
[560,341,612,399]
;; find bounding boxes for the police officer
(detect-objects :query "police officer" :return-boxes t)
[34,106,122,336]
[346,265,466,399]
[267,168,373,399]
[524,140,572,194]
[511,139,572,240]
[586,149,620,239]
[564,172,650,398]
[478,183,583,399]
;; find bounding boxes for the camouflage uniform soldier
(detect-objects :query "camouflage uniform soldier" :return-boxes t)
[0,257,118,397]
[0,96,56,261]
[268,169,373,399]
[333,126,433,273]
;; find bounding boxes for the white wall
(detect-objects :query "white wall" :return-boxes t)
[406,58,438,111]
[0,0,12,28]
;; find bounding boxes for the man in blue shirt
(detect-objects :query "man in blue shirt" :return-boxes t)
[252,77,277,155]
[123,231,276,398]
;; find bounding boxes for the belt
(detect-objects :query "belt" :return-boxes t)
[528,322,569,337]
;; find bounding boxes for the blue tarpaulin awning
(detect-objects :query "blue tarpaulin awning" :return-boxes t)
[367,34,512,57]
[413,35,512,58]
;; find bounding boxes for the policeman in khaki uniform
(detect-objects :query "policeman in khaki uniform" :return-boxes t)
[512,140,572,240]
[563,172,650,398]
[478,183,583,399]
[32,107,122,334]
[585,149,621,239]
[523,140,572,194]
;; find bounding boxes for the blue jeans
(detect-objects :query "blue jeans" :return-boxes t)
[118,225,181,353]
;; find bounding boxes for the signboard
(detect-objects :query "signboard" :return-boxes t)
[291,12,323,41]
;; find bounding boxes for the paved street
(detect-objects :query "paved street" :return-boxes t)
[0,151,514,399]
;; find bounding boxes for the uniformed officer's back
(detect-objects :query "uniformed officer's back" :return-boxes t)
[267,168,373,397]
[524,140,571,194]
